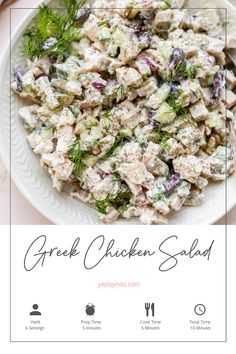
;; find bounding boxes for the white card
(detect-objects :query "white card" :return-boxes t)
[11,225,226,342]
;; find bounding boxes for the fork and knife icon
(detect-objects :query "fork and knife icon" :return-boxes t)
[145,302,155,317]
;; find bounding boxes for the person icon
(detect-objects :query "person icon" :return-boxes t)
[30,304,41,316]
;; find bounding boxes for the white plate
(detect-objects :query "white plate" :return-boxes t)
[0,0,236,224]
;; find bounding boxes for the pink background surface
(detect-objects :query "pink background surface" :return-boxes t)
[0,0,235,225]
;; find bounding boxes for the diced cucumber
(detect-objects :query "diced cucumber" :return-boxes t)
[83,154,99,167]
[49,114,59,127]
[113,28,129,46]
[120,127,133,138]
[160,0,171,10]
[205,112,225,132]
[128,7,140,19]
[99,27,111,42]
[41,127,53,141]
[155,102,176,124]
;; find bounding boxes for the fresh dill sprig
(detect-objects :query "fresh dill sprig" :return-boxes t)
[142,73,149,81]
[92,187,132,214]
[102,108,118,122]
[166,61,185,82]
[114,188,132,208]
[159,0,171,8]
[166,92,198,128]
[92,193,112,214]
[112,173,121,183]
[86,120,98,128]
[23,36,41,58]
[102,110,112,121]
[184,65,200,80]
[68,140,86,179]
[98,19,110,27]
[166,92,188,115]
[63,0,86,26]
[148,191,165,203]
[28,4,64,41]
[155,125,173,150]
[167,61,201,81]
[104,134,129,158]
[23,1,85,60]
[115,84,125,102]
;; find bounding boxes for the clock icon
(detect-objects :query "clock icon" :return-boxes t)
[194,304,206,316]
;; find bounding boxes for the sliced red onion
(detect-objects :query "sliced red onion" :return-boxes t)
[211,97,218,105]
[169,48,186,71]
[143,32,152,44]
[133,24,145,38]
[76,7,91,24]
[42,37,58,51]
[147,108,157,118]
[211,68,225,105]
[164,174,182,195]
[170,81,181,98]
[140,11,155,20]
[102,172,111,179]
[35,73,49,80]
[147,109,159,127]
[143,57,158,70]
[14,66,25,92]
[133,24,152,43]
[92,82,106,90]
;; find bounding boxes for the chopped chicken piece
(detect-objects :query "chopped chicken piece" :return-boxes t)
[56,126,76,153]
[114,101,141,129]
[173,155,203,183]
[77,88,104,109]
[189,9,219,33]
[184,190,204,206]
[136,77,157,98]
[81,167,102,190]
[189,100,209,121]
[225,70,236,90]
[154,9,184,31]
[83,13,101,42]
[143,141,162,165]
[223,89,236,109]
[33,140,54,155]
[100,206,120,223]
[180,79,202,105]
[162,138,185,160]
[139,207,168,225]
[145,83,170,109]
[52,79,82,96]
[117,142,142,163]
[195,176,208,189]
[177,125,205,155]
[18,105,39,130]
[208,145,234,180]
[201,87,213,106]
[116,67,143,88]
[122,206,142,219]
[37,106,54,122]
[71,188,91,203]
[41,152,74,182]
[91,176,119,200]
[57,108,76,128]
[117,162,154,189]
[207,37,226,65]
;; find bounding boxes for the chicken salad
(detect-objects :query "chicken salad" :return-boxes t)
[12,0,236,224]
